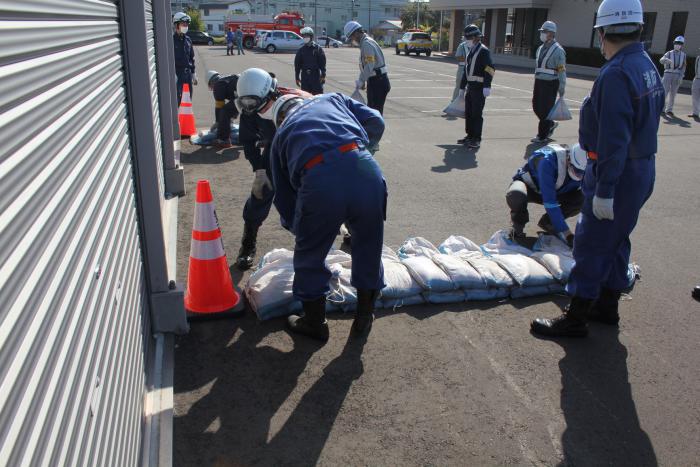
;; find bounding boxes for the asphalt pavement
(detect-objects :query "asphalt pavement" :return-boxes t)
[173,44,700,466]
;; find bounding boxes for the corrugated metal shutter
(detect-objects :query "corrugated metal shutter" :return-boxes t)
[0,2,149,465]
[145,0,166,204]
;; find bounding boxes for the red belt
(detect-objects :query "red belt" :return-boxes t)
[587,151,598,160]
[304,142,359,170]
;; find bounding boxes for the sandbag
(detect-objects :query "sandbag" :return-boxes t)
[481,229,533,256]
[443,90,465,118]
[530,234,574,283]
[490,254,556,287]
[401,256,455,292]
[190,124,240,146]
[245,249,296,320]
[397,237,440,258]
[438,235,481,255]
[547,97,572,121]
[350,87,366,104]
[432,253,486,289]
[465,288,510,301]
[510,284,565,299]
[380,246,423,298]
[423,290,466,304]
[458,251,515,288]
[382,294,425,310]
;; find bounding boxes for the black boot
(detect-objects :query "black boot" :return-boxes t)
[692,285,700,301]
[353,289,378,336]
[508,225,527,246]
[236,223,258,270]
[531,297,592,337]
[588,288,621,325]
[287,297,329,342]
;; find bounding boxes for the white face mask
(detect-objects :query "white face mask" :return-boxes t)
[304,37,311,44]
[540,32,549,43]
[674,44,682,51]
[258,104,273,120]
[179,25,188,34]
[568,164,584,182]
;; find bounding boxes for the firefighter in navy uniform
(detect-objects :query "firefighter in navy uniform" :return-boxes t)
[531,0,664,337]
[345,21,391,115]
[173,12,196,105]
[294,27,327,95]
[457,25,494,149]
[206,70,239,148]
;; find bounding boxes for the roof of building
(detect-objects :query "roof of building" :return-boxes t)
[376,20,402,30]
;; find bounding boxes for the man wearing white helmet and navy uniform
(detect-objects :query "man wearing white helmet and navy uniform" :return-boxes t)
[660,36,687,116]
[294,27,327,95]
[532,21,567,144]
[507,143,586,248]
[532,0,663,337]
[173,12,196,105]
[344,21,391,115]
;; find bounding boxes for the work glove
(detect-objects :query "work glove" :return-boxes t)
[192,74,198,86]
[483,87,491,98]
[592,196,614,221]
[321,76,326,84]
[557,230,575,248]
[252,169,273,200]
[296,78,301,87]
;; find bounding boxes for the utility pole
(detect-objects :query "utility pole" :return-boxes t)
[415,0,419,30]
[439,9,443,51]
[368,0,371,34]
[314,0,317,32]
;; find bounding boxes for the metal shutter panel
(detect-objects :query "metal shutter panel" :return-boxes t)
[0,2,149,465]
[145,0,166,204]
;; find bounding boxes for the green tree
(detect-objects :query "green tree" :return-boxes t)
[399,3,441,32]
[185,7,204,32]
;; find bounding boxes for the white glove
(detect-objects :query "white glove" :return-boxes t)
[660,57,671,65]
[355,79,366,90]
[252,169,272,200]
[192,74,198,86]
[483,88,491,97]
[592,196,614,221]
[458,89,465,98]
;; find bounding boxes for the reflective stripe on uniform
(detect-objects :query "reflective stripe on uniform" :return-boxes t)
[190,238,225,260]
[535,42,562,76]
[466,44,483,83]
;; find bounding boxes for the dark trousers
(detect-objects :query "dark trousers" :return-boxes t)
[226,42,234,55]
[367,73,391,115]
[215,101,239,141]
[239,113,274,227]
[301,71,324,95]
[464,84,485,140]
[533,79,559,139]
[506,180,583,230]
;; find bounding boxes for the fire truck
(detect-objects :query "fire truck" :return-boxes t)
[224,11,304,48]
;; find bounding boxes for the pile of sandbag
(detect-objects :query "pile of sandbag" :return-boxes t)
[244,231,640,321]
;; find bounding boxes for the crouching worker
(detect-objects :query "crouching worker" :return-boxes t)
[507,143,587,247]
[207,70,239,148]
[270,93,388,342]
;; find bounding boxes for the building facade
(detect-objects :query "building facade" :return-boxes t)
[201,1,253,35]
[429,0,699,63]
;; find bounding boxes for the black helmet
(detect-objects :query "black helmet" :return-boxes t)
[463,24,482,38]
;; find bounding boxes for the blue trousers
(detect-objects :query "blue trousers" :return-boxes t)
[243,177,274,227]
[292,149,387,301]
[566,156,655,299]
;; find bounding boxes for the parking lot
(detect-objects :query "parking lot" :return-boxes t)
[173,45,700,466]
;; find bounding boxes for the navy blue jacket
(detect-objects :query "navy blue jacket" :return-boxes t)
[294,43,327,80]
[173,33,195,77]
[578,42,664,199]
[460,42,495,89]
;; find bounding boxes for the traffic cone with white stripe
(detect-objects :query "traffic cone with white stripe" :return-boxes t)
[185,180,243,320]
[179,83,197,137]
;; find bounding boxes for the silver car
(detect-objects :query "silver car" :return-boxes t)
[261,30,304,53]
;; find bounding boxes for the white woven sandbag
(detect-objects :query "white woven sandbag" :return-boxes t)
[383,260,423,298]
[432,253,486,289]
[397,237,440,258]
[382,294,425,310]
[443,90,465,118]
[401,256,455,292]
[490,254,556,287]
[481,229,533,256]
[246,249,296,320]
[465,288,510,301]
[423,290,466,304]
[458,251,515,288]
[530,234,574,282]
[438,235,481,255]
[510,284,565,299]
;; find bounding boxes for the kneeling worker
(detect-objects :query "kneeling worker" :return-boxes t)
[270,93,387,341]
[206,70,239,148]
[507,143,587,246]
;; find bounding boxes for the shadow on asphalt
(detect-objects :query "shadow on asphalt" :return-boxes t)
[533,328,658,466]
[431,144,478,172]
[661,113,692,128]
[180,144,242,165]
[174,312,368,466]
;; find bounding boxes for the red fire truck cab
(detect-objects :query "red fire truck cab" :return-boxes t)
[225,11,304,48]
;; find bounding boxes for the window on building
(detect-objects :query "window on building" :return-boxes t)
[207,24,213,31]
[218,24,223,31]
[341,14,347,21]
[385,7,390,14]
[641,12,656,50]
[325,7,332,14]
[204,9,209,16]
[299,2,306,8]
[353,11,358,18]
[666,11,688,50]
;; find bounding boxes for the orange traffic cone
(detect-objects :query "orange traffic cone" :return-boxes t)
[179,83,197,137]
[185,180,243,320]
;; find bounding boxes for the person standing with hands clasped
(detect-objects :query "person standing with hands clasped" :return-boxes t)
[172,12,196,105]
[457,24,494,149]
[295,27,326,95]
[531,21,566,144]
[531,0,664,337]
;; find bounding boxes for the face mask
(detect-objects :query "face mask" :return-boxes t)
[568,164,584,181]
[179,25,188,34]
[258,104,273,120]
[598,31,607,60]
[465,39,475,48]
[540,32,548,43]
[674,44,682,51]
[304,37,311,44]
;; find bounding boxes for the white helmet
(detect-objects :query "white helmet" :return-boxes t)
[674,36,685,44]
[344,21,362,41]
[173,12,191,24]
[594,0,643,32]
[271,94,305,128]
[300,26,314,37]
[206,70,221,87]
[539,21,557,33]
[236,68,278,114]
[568,144,587,180]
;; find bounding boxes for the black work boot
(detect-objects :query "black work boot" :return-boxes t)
[353,289,379,336]
[588,288,621,325]
[537,216,556,235]
[693,285,700,301]
[531,297,592,337]
[287,297,329,342]
[236,223,258,270]
[508,225,527,246]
